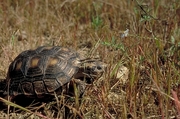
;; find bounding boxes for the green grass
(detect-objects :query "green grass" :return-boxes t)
[0,0,180,118]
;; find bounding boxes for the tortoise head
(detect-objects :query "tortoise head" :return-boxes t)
[75,58,106,84]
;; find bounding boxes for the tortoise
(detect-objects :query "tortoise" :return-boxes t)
[2,46,106,100]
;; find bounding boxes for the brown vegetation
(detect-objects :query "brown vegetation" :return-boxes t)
[0,0,180,118]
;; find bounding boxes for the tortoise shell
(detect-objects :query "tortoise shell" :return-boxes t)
[6,46,81,97]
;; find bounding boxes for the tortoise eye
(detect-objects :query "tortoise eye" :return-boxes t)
[97,66,102,70]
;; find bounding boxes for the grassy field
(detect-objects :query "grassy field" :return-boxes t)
[0,0,180,118]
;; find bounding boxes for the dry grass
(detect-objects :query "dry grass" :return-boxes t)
[0,0,180,118]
